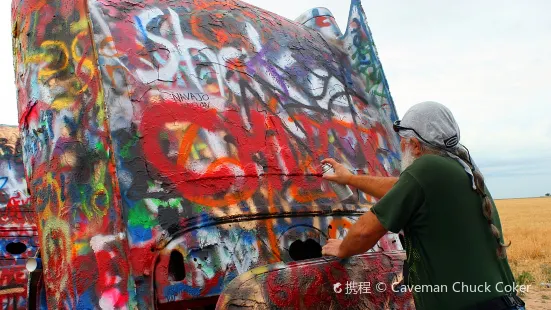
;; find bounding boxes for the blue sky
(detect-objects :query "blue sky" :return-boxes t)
[2,0,549,199]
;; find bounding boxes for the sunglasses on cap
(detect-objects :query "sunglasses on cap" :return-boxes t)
[393,120,434,146]
[393,120,460,149]
[392,120,409,133]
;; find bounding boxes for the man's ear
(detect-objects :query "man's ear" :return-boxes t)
[400,138,407,153]
[410,137,423,157]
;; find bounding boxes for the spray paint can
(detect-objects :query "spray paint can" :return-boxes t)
[321,163,354,202]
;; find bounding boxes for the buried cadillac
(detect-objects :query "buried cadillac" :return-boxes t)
[12,0,413,308]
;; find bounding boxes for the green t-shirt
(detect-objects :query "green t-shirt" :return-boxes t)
[371,154,515,310]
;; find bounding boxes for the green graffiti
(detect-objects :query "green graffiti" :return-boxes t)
[168,198,183,209]
[128,202,158,229]
[193,204,204,213]
[95,141,108,157]
[120,134,140,159]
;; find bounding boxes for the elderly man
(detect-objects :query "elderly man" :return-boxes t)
[321,102,525,310]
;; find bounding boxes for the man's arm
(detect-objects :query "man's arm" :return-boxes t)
[347,175,398,200]
[322,211,387,258]
[322,170,425,259]
[321,158,398,199]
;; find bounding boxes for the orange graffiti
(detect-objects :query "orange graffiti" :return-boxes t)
[328,218,353,239]
[186,157,256,208]
[176,124,201,167]
[265,188,281,262]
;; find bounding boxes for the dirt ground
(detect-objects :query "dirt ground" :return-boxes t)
[520,287,550,309]
[495,197,551,310]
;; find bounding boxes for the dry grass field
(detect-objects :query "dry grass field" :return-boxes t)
[495,197,551,309]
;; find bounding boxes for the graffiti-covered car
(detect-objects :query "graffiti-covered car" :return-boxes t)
[0,126,38,310]
[12,0,413,309]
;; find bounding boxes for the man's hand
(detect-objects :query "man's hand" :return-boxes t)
[322,212,388,259]
[321,158,353,185]
[322,239,344,258]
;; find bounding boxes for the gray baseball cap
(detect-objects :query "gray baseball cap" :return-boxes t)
[393,101,461,149]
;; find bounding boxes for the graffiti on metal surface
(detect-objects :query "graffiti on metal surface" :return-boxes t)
[217,252,414,309]
[13,0,408,308]
[12,0,133,308]
[0,126,37,309]
[88,0,403,306]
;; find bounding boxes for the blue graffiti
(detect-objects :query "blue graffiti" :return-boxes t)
[0,177,7,190]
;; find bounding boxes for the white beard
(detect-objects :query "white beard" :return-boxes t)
[401,145,418,172]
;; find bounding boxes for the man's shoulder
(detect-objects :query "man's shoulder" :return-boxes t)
[408,154,454,167]
[402,154,459,177]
